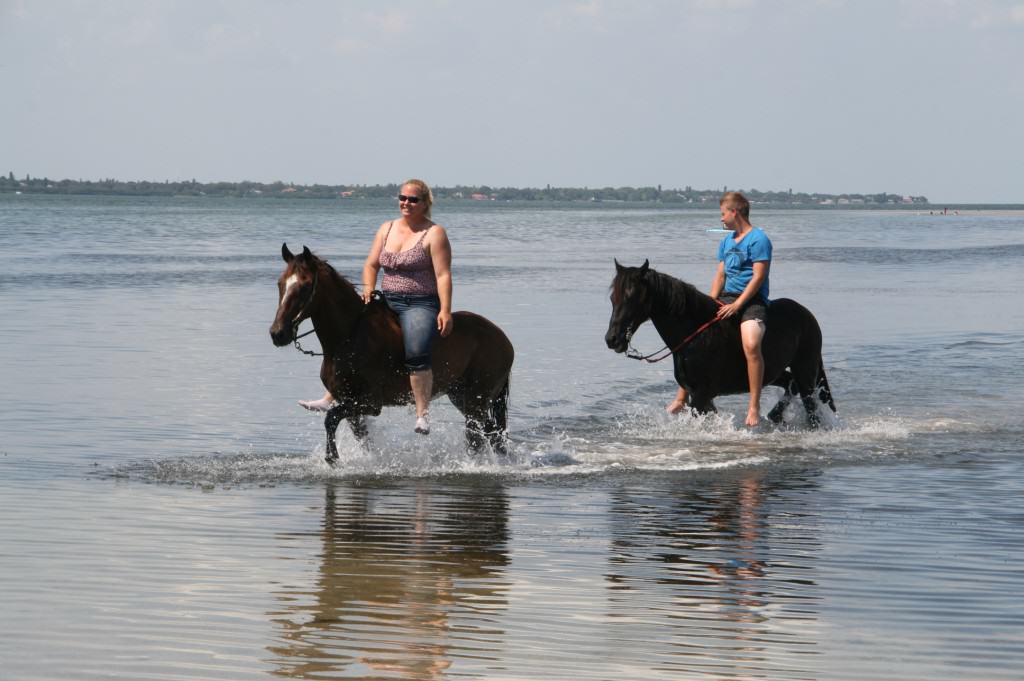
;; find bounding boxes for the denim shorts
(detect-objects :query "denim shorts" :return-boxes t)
[384,293,440,371]
[718,293,768,323]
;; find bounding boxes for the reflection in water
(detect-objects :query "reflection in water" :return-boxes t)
[605,471,823,679]
[267,482,510,679]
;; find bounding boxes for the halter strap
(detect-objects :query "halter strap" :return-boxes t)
[626,299,724,363]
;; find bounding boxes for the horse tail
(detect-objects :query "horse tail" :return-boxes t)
[817,359,837,413]
[491,377,511,433]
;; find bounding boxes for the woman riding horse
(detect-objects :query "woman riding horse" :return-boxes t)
[270,245,513,463]
[299,179,452,436]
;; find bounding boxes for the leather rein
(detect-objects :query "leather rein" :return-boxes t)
[625,299,724,364]
[288,267,382,358]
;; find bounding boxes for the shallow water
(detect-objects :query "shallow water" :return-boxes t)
[1,195,1023,679]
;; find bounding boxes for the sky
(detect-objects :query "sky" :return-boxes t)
[2,0,1022,203]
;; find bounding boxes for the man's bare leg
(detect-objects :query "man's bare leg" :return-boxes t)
[740,320,765,426]
[667,386,689,414]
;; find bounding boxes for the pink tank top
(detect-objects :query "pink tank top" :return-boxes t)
[378,222,438,295]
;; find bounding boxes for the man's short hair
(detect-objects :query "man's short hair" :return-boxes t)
[720,191,750,219]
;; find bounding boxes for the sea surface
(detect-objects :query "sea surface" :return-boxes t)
[1,194,1022,680]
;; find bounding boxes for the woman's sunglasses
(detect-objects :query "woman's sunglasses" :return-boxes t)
[398,194,421,204]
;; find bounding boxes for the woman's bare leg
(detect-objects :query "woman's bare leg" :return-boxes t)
[410,369,433,433]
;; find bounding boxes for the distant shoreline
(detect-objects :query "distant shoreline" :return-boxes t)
[2,174,935,207]
[5,191,1024,211]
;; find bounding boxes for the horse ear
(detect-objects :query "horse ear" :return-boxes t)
[640,259,650,273]
[282,243,294,262]
[300,246,313,263]
[614,258,623,272]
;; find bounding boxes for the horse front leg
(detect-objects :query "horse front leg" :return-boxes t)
[767,374,796,424]
[764,370,799,425]
[766,396,791,424]
[485,421,509,457]
[687,392,717,417]
[463,411,487,453]
[348,414,368,440]
[802,395,822,429]
[324,405,345,464]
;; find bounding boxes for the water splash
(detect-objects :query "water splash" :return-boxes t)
[101,400,930,487]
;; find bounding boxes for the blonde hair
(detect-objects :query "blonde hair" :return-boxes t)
[719,191,750,220]
[402,178,434,219]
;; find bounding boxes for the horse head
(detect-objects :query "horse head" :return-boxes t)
[269,243,319,346]
[605,258,653,353]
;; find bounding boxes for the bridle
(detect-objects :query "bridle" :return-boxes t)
[622,293,724,364]
[285,268,384,358]
[287,264,322,357]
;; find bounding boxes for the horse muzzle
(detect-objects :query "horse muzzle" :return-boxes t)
[269,322,295,347]
[605,325,633,354]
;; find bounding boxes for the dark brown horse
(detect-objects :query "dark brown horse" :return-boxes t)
[605,260,836,427]
[270,244,514,462]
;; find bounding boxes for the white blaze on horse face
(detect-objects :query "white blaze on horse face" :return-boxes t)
[281,274,302,313]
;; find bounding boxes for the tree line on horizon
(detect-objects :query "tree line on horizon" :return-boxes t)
[0,172,929,206]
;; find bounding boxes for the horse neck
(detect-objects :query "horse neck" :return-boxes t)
[308,264,364,351]
[647,272,720,345]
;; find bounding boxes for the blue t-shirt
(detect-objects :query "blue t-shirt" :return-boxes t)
[718,227,772,302]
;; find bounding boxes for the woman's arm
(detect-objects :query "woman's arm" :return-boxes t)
[428,225,454,336]
[362,222,387,303]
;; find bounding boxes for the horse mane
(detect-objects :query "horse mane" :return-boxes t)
[641,266,735,348]
[645,268,708,316]
[310,251,360,299]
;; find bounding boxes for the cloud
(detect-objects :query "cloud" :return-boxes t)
[204,23,263,54]
[572,1,605,18]
[332,36,368,55]
[328,7,415,55]
[119,16,159,48]
[968,3,1024,29]
[692,0,757,9]
[540,1,612,32]
[363,8,414,37]
[901,0,1024,29]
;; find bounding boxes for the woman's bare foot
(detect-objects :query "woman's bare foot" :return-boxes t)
[298,397,335,412]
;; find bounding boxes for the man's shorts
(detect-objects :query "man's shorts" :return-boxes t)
[718,293,768,324]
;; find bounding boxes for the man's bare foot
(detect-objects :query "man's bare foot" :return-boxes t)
[666,398,686,414]
[299,398,335,412]
[745,408,761,427]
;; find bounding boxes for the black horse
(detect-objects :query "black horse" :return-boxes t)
[605,260,836,427]
[270,245,514,462]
